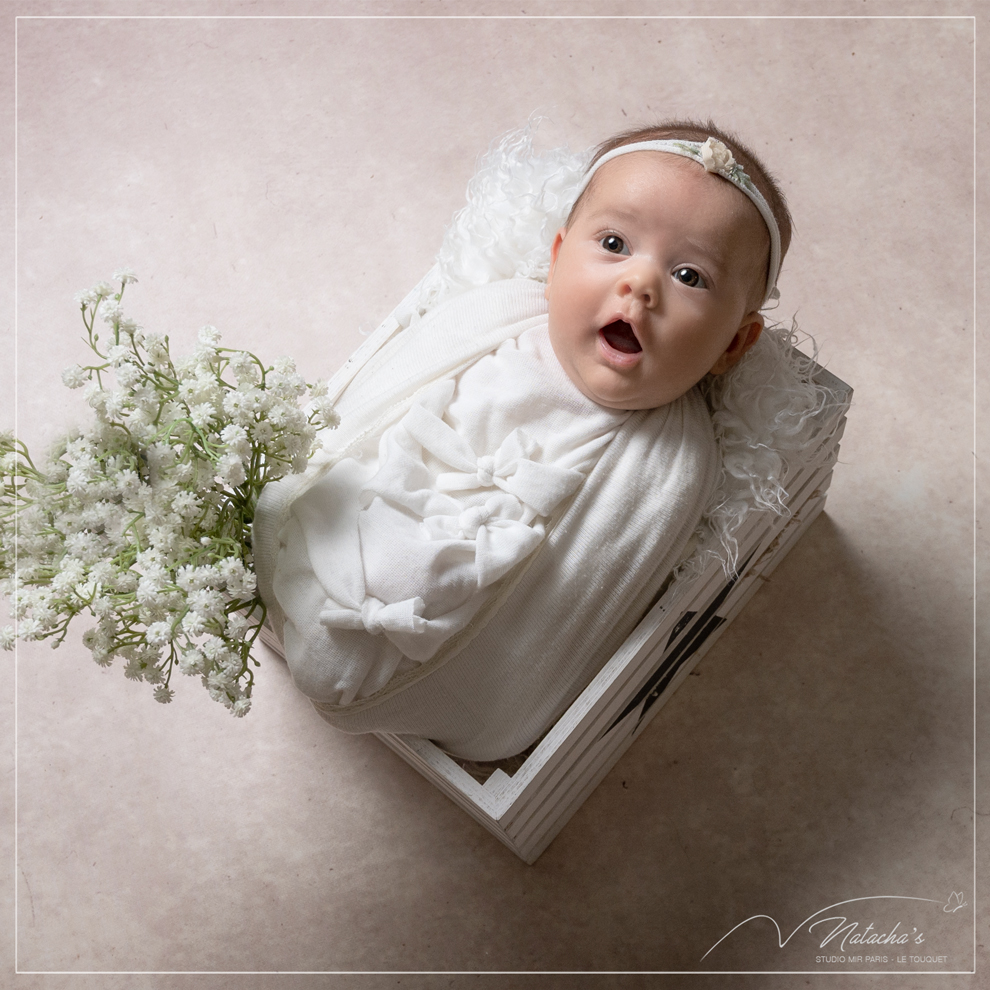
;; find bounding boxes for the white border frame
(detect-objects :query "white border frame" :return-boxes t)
[9,9,977,977]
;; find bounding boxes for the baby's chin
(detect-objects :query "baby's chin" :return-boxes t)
[570,370,674,412]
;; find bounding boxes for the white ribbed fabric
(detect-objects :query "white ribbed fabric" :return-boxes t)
[254,278,718,760]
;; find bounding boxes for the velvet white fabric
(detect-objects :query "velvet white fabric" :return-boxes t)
[254,277,718,760]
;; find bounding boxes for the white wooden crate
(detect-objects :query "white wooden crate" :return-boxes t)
[259,281,851,862]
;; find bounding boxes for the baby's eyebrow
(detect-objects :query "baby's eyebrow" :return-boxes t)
[681,236,728,271]
[583,205,640,226]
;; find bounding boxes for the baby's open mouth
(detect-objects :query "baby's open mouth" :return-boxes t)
[599,320,642,354]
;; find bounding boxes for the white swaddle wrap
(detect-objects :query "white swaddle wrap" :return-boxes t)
[254,278,718,760]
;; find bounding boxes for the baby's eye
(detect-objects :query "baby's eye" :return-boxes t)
[673,267,707,289]
[600,234,628,255]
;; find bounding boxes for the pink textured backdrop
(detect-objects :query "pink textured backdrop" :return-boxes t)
[2,3,985,984]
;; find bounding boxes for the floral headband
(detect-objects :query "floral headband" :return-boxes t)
[575,137,782,307]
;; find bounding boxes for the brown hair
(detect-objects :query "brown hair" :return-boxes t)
[567,118,793,267]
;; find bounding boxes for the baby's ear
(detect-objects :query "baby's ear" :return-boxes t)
[709,314,764,376]
[545,228,567,299]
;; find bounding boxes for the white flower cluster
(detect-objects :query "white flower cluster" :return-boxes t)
[0,273,338,715]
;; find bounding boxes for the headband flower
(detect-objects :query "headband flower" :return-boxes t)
[699,137,738,178]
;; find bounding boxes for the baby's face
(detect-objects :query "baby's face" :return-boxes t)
[545,151,769,410]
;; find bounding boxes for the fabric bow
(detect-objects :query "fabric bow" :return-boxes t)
[402,402,583,517]
[319,596,428,637]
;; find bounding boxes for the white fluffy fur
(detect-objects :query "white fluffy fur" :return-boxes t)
[405,127,839,576]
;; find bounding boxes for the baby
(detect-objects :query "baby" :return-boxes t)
[255,121,792,761]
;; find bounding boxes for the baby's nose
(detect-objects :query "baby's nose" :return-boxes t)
[621,261,663,308]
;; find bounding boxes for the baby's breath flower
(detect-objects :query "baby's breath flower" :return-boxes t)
[89,560,116,586]
[114,468,141,496]
[265,404,290,429]
[200,635,223,661]
[171,491,201,519]
[181,610,208,637]
[0,626,15,650]
[223,389,260,424]
[148,525,180,554]
[198,325,222,347]
[113,571,139,593]
[74,287,100,307]
[85,385,109,416]
[92,596,114,618]
[147,441,177,471]
[229,351,260,384]
[313,396,340,429]
[153,685,175,704]
[225,612,249,639]
[52,558,86,594]
[129,417,159,442]
[159,400,183,423]
[189,587,224,619]
[220,423,249,451]
[64,531,101,564]
[207,668,234,691]
[217,558,256,599]
[179,648,205,675]
[217,452,247,487]
[34,604,59,630]
[176,564,208,592]
[98,300,124,325]
[143,332,169,366]
[250,421,275,444]
[170,462,195,485]
[136,577,165,606]
[17,617,41,640]
[61,365,89,389]
[102,391,127,419]
[112,268,138,285]
[189,403,216,430]
[115,363,142,390]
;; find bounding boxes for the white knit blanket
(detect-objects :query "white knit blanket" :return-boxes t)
[254,278,718,760]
